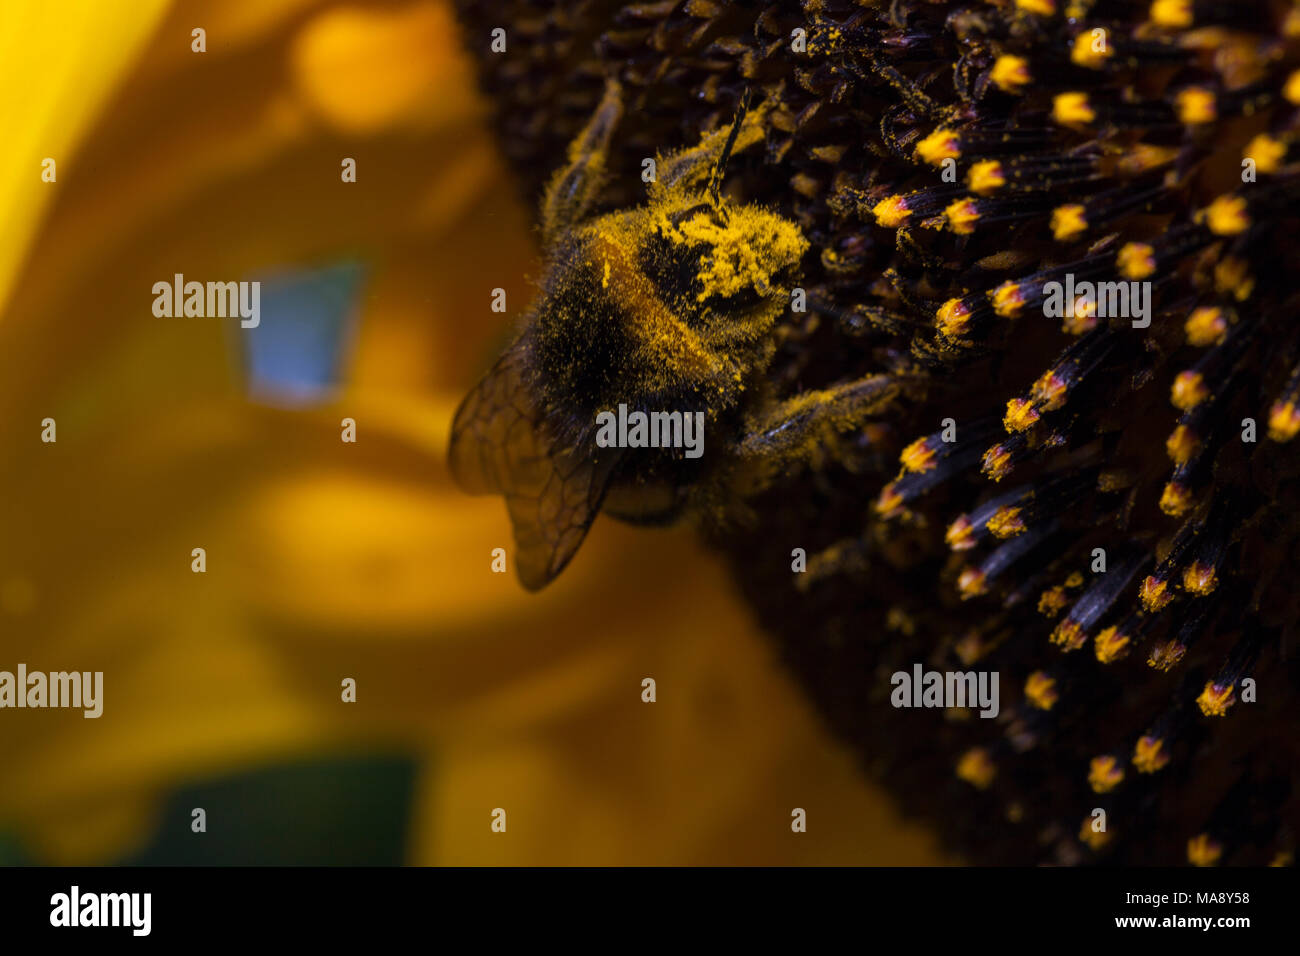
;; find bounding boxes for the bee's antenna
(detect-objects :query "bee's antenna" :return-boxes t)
[707,87,753,208]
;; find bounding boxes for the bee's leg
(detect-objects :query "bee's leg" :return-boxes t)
[652,92,771,198]
[540,78,624,247]
[730,374,907,495]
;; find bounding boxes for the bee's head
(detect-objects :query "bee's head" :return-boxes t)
[623,196,808,398]
[533,196,806,427]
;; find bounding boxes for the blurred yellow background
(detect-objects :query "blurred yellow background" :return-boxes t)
[0,0,948,865]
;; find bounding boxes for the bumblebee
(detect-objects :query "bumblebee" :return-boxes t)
[450,80,905,589]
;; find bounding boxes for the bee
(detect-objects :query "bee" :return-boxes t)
[450,79,906,589]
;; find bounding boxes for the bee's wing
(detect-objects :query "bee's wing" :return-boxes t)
[449,337,620,590]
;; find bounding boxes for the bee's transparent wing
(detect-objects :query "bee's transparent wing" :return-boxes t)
[449,337,620,590]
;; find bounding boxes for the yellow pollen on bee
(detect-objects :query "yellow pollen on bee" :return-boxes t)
[1133,734,1169,773]
[1148,639,1186,671]
[1089,755,1125,792]
[1268,402,1300,442]
[956,748,996,789]
[590,231,717,386]
[1183,561,1218,594]
[873,194,911,228]
[1188,834,1222,867]
[1185,306,1227,346]
[900,436,937,473]
[968,161,1007,195]
[1051,204,1088,241]
[1024,671,1058,710]
[1117,242,1156,279]
[990,56,1031,93]
[1244,134,1286,175]
[1052,92,1096,127]
[988,506,1026,539]
[945,198,980,234]
[601,259,610,289]
[1171,370,1207,410]
[1015,0,1056,14]
[1071,32,1111,69]
[1166,424,1200,464]
[1160,482,1193,516]
[915,128,961,165]
[655,204,809,303]
[1139,575,1173,612]
[1150,0,1192,29]
[1197,681,1235,716]
[992,281,1027,317]
[1065,572,1084,587]
[1205,195,1249,236]
[1176,87,1216,124]
[1004,397,1040,432]
[1094,626,1131,664]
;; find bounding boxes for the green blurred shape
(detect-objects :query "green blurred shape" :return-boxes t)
[120,752,419,866]
[0,833,27,866]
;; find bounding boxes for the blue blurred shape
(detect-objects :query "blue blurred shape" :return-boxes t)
[243,261,366,406]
